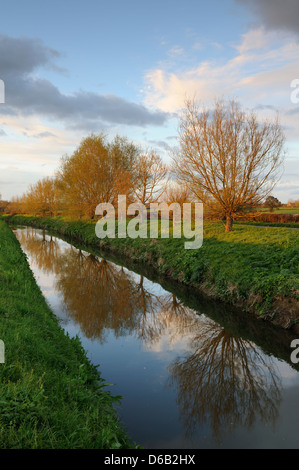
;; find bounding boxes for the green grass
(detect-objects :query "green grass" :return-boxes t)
[4,215,299,328]
[0,220,134,449]
[261,208,299,214]
[235,220,299,228]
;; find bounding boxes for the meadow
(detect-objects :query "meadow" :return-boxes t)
[261,207,299,214]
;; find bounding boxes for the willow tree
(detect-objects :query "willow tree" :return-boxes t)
[132,151,168,206]
[163,183,193,208]
[58,133,139,218]
[24,176,59,216]
[173,99,285,231]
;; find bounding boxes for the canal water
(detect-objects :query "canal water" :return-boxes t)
[14,226,299,449]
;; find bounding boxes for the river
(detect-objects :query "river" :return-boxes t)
[13,226,299,449]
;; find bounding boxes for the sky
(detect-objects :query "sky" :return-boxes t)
[0,0,298,202]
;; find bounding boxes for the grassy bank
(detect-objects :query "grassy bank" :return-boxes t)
[235,220,299,229]
[0,220,133,449]
[4,214,299,331]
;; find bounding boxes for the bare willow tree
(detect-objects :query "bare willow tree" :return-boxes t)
[172,99,285,231]
[132,151,168,206]
[163,182,193,208]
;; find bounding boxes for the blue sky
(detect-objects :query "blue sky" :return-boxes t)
[0,0,298,202]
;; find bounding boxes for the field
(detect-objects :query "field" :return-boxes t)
[261,208,299,214]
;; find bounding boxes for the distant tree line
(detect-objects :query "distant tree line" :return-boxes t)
[7,133,170,219]
[3,98,287,232]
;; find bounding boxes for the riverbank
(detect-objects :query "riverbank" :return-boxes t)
[0,220,134,449]
[3,214,299,332]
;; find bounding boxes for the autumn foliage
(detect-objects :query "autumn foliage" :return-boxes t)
[57,133,139,218]
[6,133,171,219]
[4,99,290,232]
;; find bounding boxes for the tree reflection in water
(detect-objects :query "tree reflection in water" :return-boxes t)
[56,250,142,341]
[17,228,62,274]
[167,317,281,441]
[17,228,282,442]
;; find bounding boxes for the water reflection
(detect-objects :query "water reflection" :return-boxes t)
[17,228,283,442]
[168,318,281,440]
[57,251,141,341]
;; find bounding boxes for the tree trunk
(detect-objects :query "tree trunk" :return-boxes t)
[225,215,233,232]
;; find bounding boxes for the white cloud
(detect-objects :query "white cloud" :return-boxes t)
[143,28,299,114]
[142,27,299,202]
[168,46,185,57]
[192,42,203,51]
[235,27,271,54]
